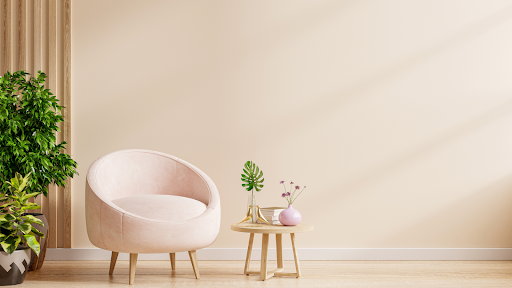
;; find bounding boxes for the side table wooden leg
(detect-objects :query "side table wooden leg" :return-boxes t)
[290,233,301,278]
[244,233,254,275]
[260,233,269,281]
[276,234,283,269]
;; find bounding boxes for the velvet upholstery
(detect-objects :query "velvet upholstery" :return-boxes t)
[85,149,221,254]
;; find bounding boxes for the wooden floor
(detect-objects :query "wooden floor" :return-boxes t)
[24,260,512,287]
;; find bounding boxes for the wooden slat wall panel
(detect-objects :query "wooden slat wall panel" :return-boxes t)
[1,0,71,249]
[18,0,26,71]
[2,0,11,74]
[0,0,71,248]
[63,0,72,248]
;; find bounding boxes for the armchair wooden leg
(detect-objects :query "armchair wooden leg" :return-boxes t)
[129,253,138,285]
[188,250,200,279]
[170,253,176,270]
[109,252,119,275]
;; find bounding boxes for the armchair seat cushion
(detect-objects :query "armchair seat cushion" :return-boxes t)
[112,195,207,222]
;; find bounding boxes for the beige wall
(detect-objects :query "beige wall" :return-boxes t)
[72,0,512,248]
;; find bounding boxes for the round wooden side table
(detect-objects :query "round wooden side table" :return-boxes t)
[230,222,314,281]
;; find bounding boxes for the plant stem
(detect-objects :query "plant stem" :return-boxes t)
[250,188,255,223]
[290,187,298,201]
[292,186,306,203]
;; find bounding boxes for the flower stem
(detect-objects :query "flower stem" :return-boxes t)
[290,187,298,202]
[292,186,306,203]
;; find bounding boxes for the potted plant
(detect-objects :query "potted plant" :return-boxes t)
[239,161,269,224]
[0,172,44,286]
[279,181,307,226]
[0,71,78,269]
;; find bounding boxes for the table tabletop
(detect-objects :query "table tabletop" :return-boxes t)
[231,222,314,234]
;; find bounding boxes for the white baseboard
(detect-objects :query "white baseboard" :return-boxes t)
[45,248,512,261]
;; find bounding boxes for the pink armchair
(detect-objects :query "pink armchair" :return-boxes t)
[85,149,221,284]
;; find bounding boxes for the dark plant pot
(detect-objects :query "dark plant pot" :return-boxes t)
[24,213,48,271]
[0,247,30,286]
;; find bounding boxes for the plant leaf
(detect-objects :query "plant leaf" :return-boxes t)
[1,236,21,254]
[15,223,31,234]
[240,161,265,192]
[22,215,44,226]
[24,235,40,256]
[30,227,44,238]
[21,192,40,202]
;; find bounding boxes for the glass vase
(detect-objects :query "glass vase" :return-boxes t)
[247,195,257,223]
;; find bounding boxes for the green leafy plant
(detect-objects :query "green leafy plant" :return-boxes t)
[0,71,78,197]
[0,172,44,255]
[241,161,264,197]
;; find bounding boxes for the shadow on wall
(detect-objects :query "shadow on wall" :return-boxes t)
[338,97,512,199]
[304,3,512,241]
[296,3,512,129]
[312,96,512,246]
[381,173,512,247]
[307,2,512,204]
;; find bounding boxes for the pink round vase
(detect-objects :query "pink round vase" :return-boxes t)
[279,204,302,226]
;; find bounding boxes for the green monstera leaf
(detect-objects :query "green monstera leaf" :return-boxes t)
[241,161,264,192]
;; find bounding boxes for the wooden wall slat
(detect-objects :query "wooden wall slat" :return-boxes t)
[48,0,58,249]
[34,0,42,73]
[32,0,42,214]
[2,0,11,74]
[63,0,72,248]
[18,0,26,71]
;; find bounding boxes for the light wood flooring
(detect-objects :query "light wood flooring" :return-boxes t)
[24,260,512,287]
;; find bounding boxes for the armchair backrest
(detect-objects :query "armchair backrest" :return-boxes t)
[90,150,212,206]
